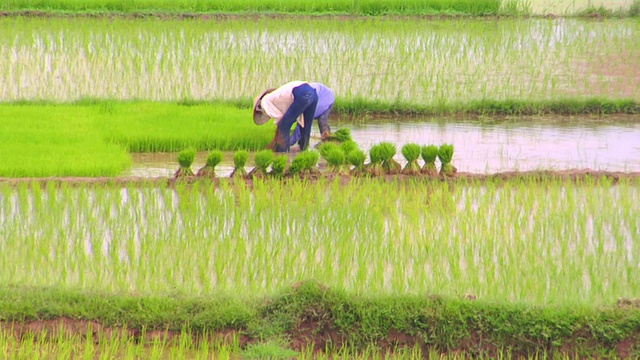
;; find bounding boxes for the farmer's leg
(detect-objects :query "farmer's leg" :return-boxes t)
[295,86,318,151]
[316,104,333,138]
[275,84,317,153]
[290,124,302,146]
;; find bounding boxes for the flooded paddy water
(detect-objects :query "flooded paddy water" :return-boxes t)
[124,114,640,178]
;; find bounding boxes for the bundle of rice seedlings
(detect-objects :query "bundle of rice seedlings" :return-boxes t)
[437,144,457,177]
[366,144,384,177]
[401,143,422,175]
[174,147,196,178]
[347,149,367,176]
[288,151,320,176]
[197,150,223,178]
[340,140,359,155]
[229,150,249,178]
[325,128,352,142]
[421,145,439,176]
[323,146,348,174]
[378,142,401,175]
[269,155,288,179]
[318,142,340,161]
[249,149,274,178]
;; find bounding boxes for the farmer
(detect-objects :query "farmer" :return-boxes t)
[253,81,335,153]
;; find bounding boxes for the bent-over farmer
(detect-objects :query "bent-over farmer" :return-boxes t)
[253,81,335,153]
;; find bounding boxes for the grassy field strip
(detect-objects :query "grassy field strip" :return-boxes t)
[0,0,503,15]
[1,18,638,104]
[0,103,274,177]
[1,179,638,305]
[0,105,132,177]
[0,0,635,15]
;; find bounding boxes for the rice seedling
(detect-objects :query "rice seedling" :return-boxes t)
[287,151,320,176]
[1,178,639,304]
[323,146,349,175]
[324,128,353,143]
[340,140,359,155]
[421,145,439,176]
[347,149,367,176]
[1,18,638,107]
[367,144,385,176]
[269,155,289,179]
[174,147,196,178]
[400,143,422,175]
[0,0,505,16]
[230,150,249,178]
[249,150,275,179]
[437,144,457,176]
[378,142,402,175]
[197,150,223,178]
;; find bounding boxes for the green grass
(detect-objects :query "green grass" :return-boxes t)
[0,0,636,16]
[92,102,274,152]
[0,283,639,358]
[0,0,503,16]
[0,105,131,177]
[0,102,274,177]
[1,17,638,106]
[1,178,638,306]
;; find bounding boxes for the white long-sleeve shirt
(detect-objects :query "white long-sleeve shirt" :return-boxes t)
[260,81,306,127]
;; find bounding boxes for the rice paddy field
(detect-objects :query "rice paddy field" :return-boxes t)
[1,1,640,358]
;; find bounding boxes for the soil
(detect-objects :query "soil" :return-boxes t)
[1,169,638,188]
[2,318,639,358]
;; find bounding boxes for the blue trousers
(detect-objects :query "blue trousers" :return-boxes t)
[274,84,318,152]
[290,104,333,146]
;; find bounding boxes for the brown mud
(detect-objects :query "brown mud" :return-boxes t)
[1,169,639,189]
[2,317,639,358]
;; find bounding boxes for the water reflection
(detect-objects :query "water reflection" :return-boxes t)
[124,115,640,177]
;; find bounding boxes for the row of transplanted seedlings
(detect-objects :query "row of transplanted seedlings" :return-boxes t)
[174,129,457,179]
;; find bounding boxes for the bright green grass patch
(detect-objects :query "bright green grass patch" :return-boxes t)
[1,284,639,358]
[0,102,273,177]
[92,102,274,152]
[0,105,131,177]
[0,0,502,16]
[1,178,638,306]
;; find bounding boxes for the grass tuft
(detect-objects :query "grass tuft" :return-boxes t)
[401,143,422,175]
[197,150,223,177]
[378,142,402,175]
[347,149,367,176]
[230,150,249,178]
[174,147,196,178]
[421,145,439,176]
[269,155,288,179]
[249,150,275,179]
[437,144,456,176]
